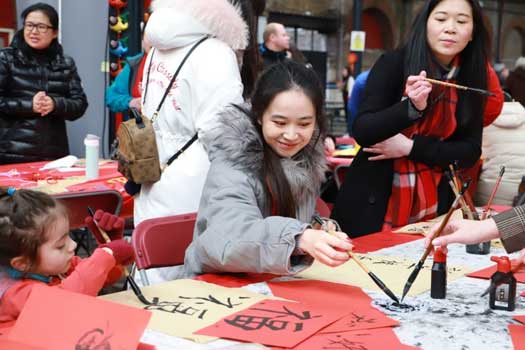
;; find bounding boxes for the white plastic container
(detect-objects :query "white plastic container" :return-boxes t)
[84,134,100,180]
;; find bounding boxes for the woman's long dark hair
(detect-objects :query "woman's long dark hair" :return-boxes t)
[250,61,325,217]
[404,0,490,127]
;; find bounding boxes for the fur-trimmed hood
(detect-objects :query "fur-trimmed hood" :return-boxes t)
[206,103,327,209]
[147,0,248,51]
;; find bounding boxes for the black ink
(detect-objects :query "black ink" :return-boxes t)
[225,315,289,331]
[324,335,368,350]
[179,294,246,308]
[345,312,377,327]
[225,305,321,332]
[75,328,112,350]
[145,301,208,319]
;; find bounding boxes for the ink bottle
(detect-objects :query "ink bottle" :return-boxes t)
[489,256,516,311]
[431,247,447,299]
[466,209,491,255]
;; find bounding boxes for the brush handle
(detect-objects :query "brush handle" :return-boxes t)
[482,167,505,220]
[424,78,494,96]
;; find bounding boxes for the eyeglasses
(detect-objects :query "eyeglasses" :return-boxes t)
[24,22,54,34]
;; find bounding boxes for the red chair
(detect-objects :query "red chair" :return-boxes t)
[131,212,197,285]
[315,197,331,217]
[54,190,122,229]
[54,190,122,255]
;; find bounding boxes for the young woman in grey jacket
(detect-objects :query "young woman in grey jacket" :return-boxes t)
[184,61,353,277]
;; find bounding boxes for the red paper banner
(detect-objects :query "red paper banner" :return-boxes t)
[195,299,346,348]
[8,285,151,350]
[272,327,419,350]
[268,280,398,333]
[509,324,525,350]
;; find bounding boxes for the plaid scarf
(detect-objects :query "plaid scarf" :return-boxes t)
[383,58,460,230]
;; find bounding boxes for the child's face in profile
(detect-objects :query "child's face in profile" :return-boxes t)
[33,215,77,276]
[260,89,316,158]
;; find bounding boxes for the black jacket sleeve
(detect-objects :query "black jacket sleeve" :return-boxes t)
[0,49,36,117]
[49,56,88,121]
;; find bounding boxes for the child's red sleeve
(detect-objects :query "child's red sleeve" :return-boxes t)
[59,249,117,296]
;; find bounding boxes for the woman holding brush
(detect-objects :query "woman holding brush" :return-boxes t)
[426,205,525,256]
[332,0,503,237]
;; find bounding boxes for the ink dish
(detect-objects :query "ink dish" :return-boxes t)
[375,300,420,313]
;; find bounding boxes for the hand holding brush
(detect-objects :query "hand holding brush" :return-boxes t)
[313,215,400,304]
[401,180,470,302]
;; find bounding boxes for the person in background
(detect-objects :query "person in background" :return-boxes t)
[506,57,525,107]
[184,61,352,277]
[134,0,256,284]
[347,69,370,136]
[331,0,503,237]
[493,62,509,91]
[0,187,134,325]
[339,66,354,127]
[259,22,290,68]
[105,18,152,115]
[425,205,525,259]
[0,3,88,165]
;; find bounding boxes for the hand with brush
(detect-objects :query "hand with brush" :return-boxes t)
[426,205,525,256]
[297,228,353,267]
[85,209,124,244]
[84,210,135,266]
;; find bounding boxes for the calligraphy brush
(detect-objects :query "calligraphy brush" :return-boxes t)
[481,166,505,220]
[424,77,495,97]
[480,261,524,297]
[312,215,400,304]
[445,170,473,220]
[87,207,157,305]
[400,180,470,302]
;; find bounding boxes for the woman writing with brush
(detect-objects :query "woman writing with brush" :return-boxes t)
[332,0,503,237]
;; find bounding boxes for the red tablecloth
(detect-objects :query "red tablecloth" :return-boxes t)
[0,160,133,219]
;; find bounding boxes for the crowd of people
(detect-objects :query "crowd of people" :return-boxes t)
[1,0,525,328]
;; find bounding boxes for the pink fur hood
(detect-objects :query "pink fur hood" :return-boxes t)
[148,0,248,51]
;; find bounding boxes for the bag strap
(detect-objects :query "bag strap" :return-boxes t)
[166,133,198,166]
[149,36,209,119]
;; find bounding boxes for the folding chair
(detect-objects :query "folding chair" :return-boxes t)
[54,190,122,255]
[131,212,197,285]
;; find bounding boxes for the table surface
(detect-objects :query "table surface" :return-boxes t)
[136,233,522,350]
[0,160,133,218]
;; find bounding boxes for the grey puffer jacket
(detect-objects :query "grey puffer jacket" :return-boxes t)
[183,103,327,277]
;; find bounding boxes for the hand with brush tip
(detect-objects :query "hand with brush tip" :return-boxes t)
[424,218,500,253]
[85,209,124,244]
[100,239,135,266]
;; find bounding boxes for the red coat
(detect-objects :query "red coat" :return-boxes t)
[0,249,122,325]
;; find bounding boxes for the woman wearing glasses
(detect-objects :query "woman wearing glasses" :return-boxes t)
[331,0,504,237]
[0,3,88,165]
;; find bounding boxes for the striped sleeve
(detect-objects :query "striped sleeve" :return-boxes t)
[493,205,525,253]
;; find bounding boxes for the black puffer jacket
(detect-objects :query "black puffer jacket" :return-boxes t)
[0,32,88,164]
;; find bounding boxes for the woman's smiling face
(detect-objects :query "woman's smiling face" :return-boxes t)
[260,89,316,158]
